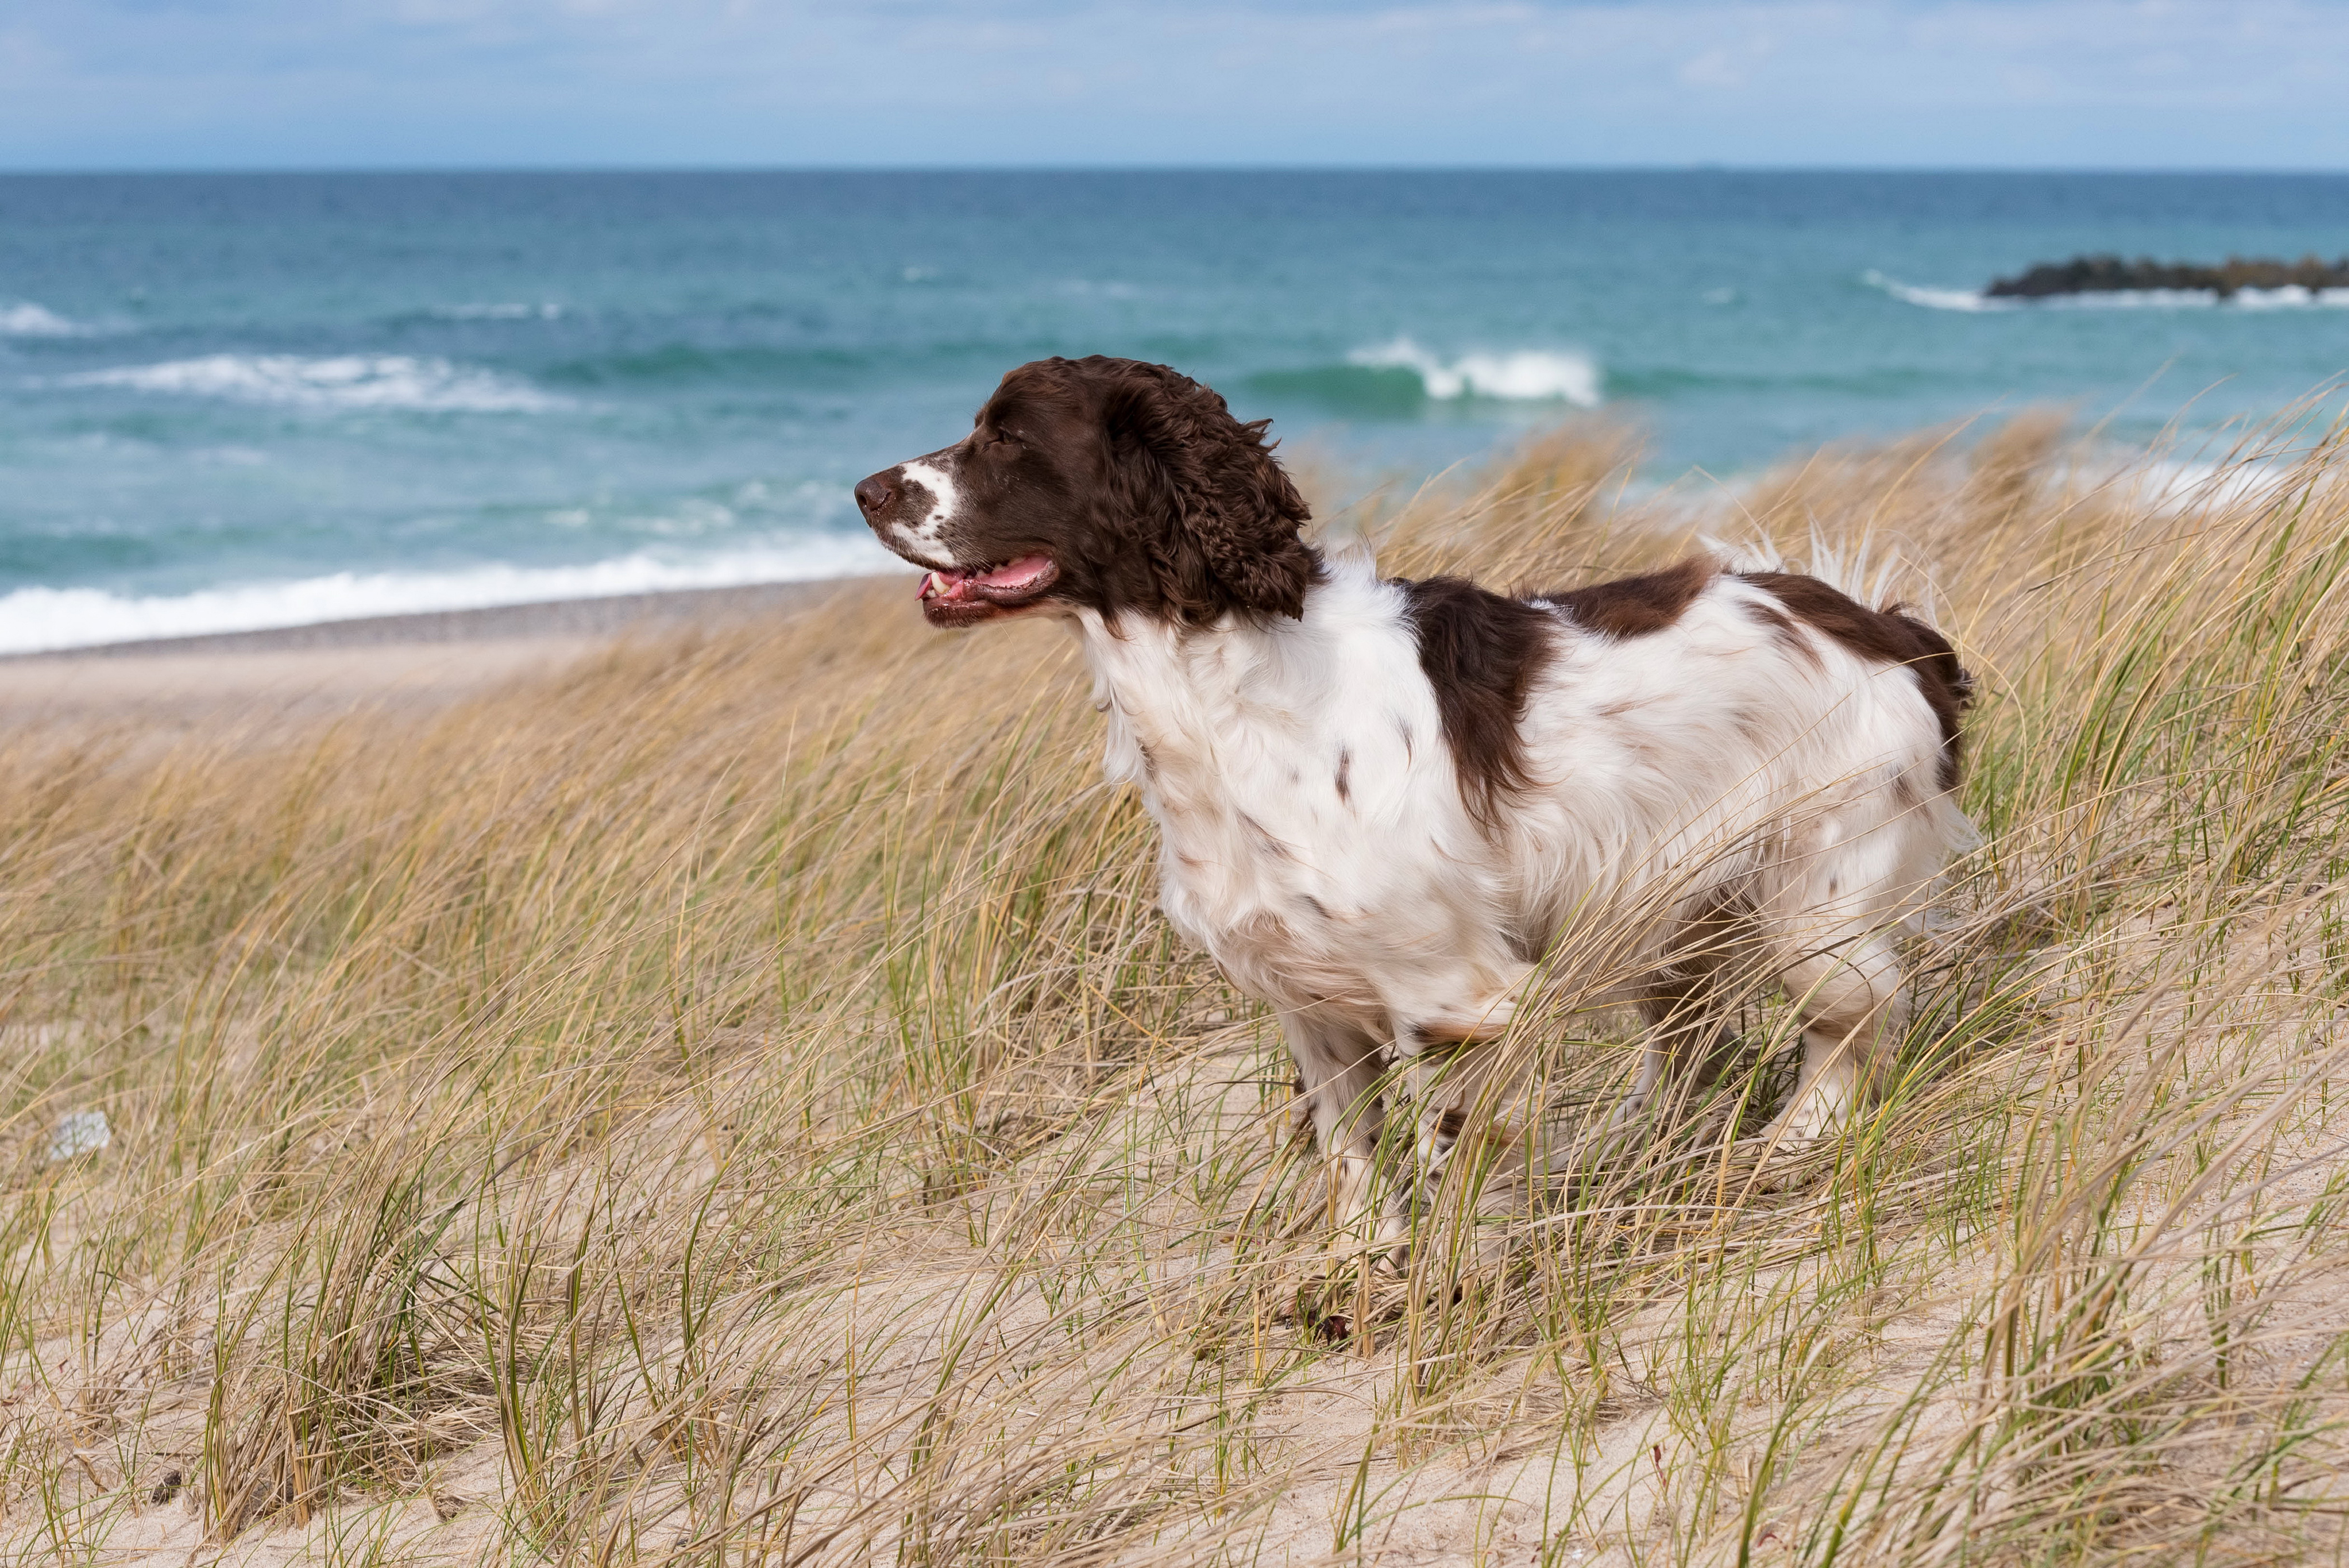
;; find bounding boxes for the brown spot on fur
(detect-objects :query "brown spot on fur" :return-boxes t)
[1334,747,1353,805]
[1537,556,1714,640]
[1407,1022,1475,1055]
[1738,572,1974,793]
[1240,812,1294,861]
[1399,577,1555,831]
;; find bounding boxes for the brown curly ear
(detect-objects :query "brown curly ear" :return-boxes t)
[1100,361,1318,622]
[1192,413,1318,619]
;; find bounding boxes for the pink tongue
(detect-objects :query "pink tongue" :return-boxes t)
[974,555,1054,592]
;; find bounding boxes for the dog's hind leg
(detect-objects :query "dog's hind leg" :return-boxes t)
[1613,971,1742,1143]
[1603,893,1752,1148]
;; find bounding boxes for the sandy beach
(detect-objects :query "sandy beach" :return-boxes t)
[0,577,879,726]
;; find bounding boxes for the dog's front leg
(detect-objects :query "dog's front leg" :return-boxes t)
[1281,1011,1402,1262]
[1392,967,1536,1264]
[1401,1001,1515,1191]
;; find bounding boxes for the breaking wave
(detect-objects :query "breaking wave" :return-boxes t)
[0,536,899,655]
[1346,338,1604,405]
[1860,272,2015,313]
[426,302,566,320]
[54,354,567,412]
[1864,271,2349,313]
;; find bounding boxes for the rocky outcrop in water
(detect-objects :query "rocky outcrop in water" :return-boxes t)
[1987,253,2349,298]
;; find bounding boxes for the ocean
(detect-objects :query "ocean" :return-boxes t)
[3,170,2347,653]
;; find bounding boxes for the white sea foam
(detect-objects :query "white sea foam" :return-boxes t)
[2118,454,2330,515]
[1349,338,1603,406]
[428,302,566,320]
[0,536,899,655]
[2055,289,2221,309]
[2230,286,2349,309]
[1860,272,2017,313]
[1,302,81,337]
[54,354,566,412]
[1865,270,2349,314]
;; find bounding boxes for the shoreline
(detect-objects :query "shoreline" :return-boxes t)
[0,574,898,727]
[0,576,882,661]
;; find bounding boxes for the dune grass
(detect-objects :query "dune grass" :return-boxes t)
[7,403,2349,1565]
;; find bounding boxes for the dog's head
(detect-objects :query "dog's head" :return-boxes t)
[854,356,1316,628]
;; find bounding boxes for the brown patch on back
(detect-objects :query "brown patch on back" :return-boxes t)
[1399,577,1555,831]
[1738,571,1974,793]
[1742,596,1809,663]
[1537,556,1715,639]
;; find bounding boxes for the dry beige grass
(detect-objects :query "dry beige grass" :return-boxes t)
[7,403,2349,1566]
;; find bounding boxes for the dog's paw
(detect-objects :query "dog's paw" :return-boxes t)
[1744,1156,1814,1193]
[1738,1126,1833,1192]
[1277,1264,1412,1346]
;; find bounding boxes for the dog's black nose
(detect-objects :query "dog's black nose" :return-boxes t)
[854,473,896,518]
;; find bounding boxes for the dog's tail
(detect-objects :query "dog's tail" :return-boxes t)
[1700,527,1932,618]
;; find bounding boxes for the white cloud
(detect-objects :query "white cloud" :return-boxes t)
[1675,30,1775,88]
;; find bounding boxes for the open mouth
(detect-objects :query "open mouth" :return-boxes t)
[915,554,1061,626]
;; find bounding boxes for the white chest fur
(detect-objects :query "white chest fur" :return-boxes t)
[1070,562,1509,1025]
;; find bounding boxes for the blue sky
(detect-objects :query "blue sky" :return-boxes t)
[3,1,2346,170]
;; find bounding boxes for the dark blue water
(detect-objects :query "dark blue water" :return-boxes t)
[3,170,2346,650]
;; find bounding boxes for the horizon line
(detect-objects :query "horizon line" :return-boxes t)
[4,161,2349,179]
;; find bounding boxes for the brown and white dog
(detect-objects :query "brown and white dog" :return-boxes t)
[856,355,1973,1255]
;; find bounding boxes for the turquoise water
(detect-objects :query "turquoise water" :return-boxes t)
[3,170,2347,651]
